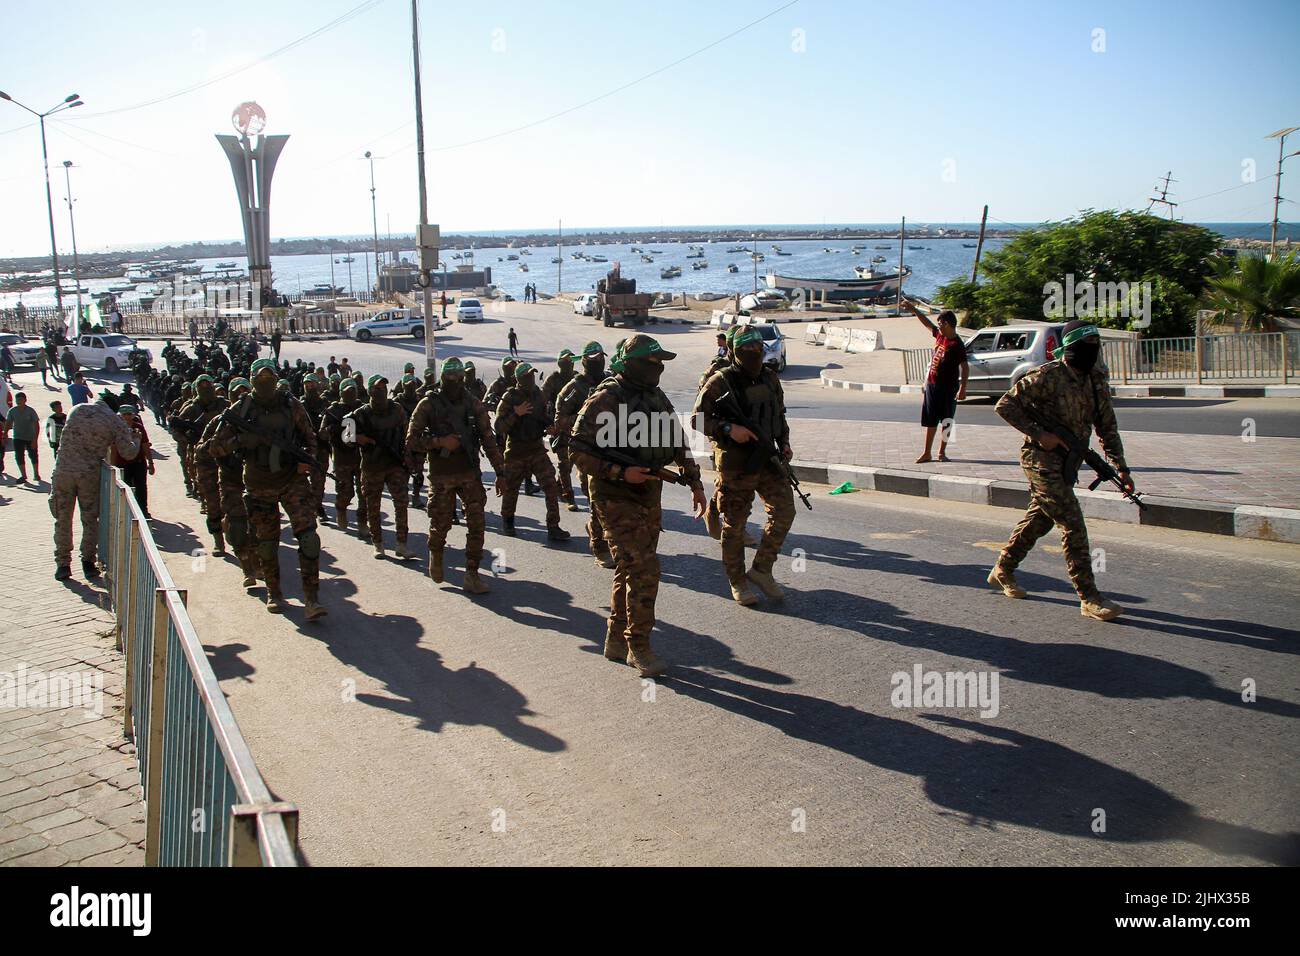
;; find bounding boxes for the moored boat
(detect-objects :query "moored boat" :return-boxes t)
[766,265,912,301]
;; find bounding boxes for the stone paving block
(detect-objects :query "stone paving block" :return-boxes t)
[45,817,107,846]
[60,830,128,862]
[0,833,46,862]
[24,807,85,834]
[7,844,72,866]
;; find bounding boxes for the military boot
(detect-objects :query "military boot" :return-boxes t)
[603,623,629,663]
[303,594,328,621]
[593,549,616,570]
[704,497,722,540]
[625,635,666,678]
[395,539,413,561]
[547,524,571,542]
[241,573,258,589]
[428,547,445,583]
[463,564,490,595]
[212,531,226,556]
[337,506,349,533]
[82,560,101,581]
[746,566,785,601]
[1081,595,1123,622]
[501,515,516,536]
[266,591,287,614]
[54,565,71,581]
[373,540,386,560]
[987,556,1027,599]
[730,579,760,606]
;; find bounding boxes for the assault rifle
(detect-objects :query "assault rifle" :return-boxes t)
[218,409,335,480]
[1023,407,1145,510]
[349,411,410,474]
[569,438,692,486]
[715,388,812,511]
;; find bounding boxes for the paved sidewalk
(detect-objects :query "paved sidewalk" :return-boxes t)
[0,478,145,867]
[785,417,1300,511]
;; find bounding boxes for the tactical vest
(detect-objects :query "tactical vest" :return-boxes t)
[586,378,678,503]
[236,393,297,475]
[716,366,781,474]
[424,393,481,475]
[352,400,406,470]
[303,392,328,430]
[503,386,547,447]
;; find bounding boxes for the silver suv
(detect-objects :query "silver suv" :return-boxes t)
[960,323,1106,397]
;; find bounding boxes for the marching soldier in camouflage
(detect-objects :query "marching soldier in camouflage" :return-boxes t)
[571,335,707,677]
[395,373,427,506]
[170,374,228,553]
[405,357,507,593]
[320,380,363,532]
[695,325,796,606]
[195,378,259,589]
[541,348,578,509]
[206,358,326,619]
[49,393,141,581]
[167,382,197,498]
[554,342,614,567]
[464,360,486,402]
[348,374,413,560]
[495,363,570,541]
[300,373,331,519]
[485,357,519,412]
[991,320,1133,621]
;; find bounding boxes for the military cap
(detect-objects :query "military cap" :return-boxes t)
[367,373,388,390]
[621,333,676,361]
[440,357,465,375]
[581,341,605,357]
[514,362,534,378]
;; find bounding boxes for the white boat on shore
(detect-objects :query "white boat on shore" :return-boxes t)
[767,265,912,301]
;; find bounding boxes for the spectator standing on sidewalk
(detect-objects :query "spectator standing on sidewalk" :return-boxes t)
[508,327,519,357]
[60,346,79,384]
[6,392,41,483]
[68,372,92,406]
[189,317,199,348]
[903,301,968,463]
[271,326,283,361]
[46,400,66,456]
[34,347,50,386]
[50,390,140,581]
[111,404,154,519]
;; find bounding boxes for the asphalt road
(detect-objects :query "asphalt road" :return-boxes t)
[133,408,1299,865]
[137,300,1300,438]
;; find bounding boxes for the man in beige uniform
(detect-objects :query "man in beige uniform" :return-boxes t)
[50,393,141,581]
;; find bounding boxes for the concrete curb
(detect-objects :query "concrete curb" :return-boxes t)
[819,369,1300,399]
[709,458,1300,544]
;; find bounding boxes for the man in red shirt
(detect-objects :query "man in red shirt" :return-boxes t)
[904,302,968,463]
[111,404,154,519]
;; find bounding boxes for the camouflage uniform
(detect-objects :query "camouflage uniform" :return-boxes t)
[554,358,611,563]
[171,393,228,548]
[495,368,565,535]
[320,391,363,530]
[395,379,426,502]
[208,388,324,613]
[348,389,412,556]
[994,360,1128,603]
[695,354,795,602]
[541,354,576,502]
[167,386,196,495]
[571,336,704,675]
[406,364,506,590]
[196,406,259,585]
[49,400,141,575]
[301,386,331,514]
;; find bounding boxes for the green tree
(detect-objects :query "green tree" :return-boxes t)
[1203,251,1300,331]
[940,210,1220,337]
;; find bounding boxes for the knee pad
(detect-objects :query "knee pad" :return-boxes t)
[227,517,248,549]
[296,529,322,560]
[256,539,278,564]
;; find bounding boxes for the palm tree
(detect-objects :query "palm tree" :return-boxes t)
[1203,251,1300,331]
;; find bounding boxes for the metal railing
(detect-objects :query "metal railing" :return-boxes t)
[99,463,299,866]
[1103,331,1297,384]
[903,347,934,385]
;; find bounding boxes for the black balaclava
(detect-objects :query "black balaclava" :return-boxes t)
[622,356,663,390]
[737,344,764,377]
[1060,320,1101,374]
[252,370,278,405]
[442,375,465,403]
[582,355,606,380]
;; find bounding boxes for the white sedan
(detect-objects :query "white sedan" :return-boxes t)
[0,333,45,367]
[61,333,151,372]
[457,298,484,322]
[572,294,598,316]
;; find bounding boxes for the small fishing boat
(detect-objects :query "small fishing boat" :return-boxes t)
[963,243,977,248]
[216,261,237,269]
[908,245,925,251]
[641,255,654,263]
[871,255,887,263]
[507,254,519,261]
[551,257,562,263]
[660,266,682,279]
[589,255,608,263]
[766,265,912,301]
[519,264,529,272]
[727,263,739,273]
[875,245,891,250]
[686,250,704,259]
[692,260,709,270]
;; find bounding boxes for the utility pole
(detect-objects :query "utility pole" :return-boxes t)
[1266,127,1299,260]
[365,150,381,296]
[971,204,988,283]
[557,219,562,295]
[61,161,83,325]
[411,0,436,366]
[896,216,906,313]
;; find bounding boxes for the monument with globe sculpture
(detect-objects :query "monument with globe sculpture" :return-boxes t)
[215,102,288,308]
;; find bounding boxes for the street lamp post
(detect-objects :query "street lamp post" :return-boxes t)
[411,0,436,366]
[61,161,83,325]
[0,91,84,319]
[365,151,381,300]
[1266,127,1300,260]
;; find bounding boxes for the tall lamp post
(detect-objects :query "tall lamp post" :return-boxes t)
[411,0,437,366]
[0,91,85,318]
[365,151,381,298]
[61,161,83,325]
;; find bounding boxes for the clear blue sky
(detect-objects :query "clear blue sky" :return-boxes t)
[1,0,1296,257]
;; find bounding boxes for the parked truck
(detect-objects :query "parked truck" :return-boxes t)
[595,266,653,327]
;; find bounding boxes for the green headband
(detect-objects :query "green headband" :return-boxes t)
[229,377,251,392]
[558,348,575,362]
[514,362,534,378]
[733,327,764,349]
[250,358,278,378]
[303,373,322,384]
[367,374,388,390]
[582,341,604,357]
[440,357,465,375]
[194,374,214,385]
[1053,324,1100,360]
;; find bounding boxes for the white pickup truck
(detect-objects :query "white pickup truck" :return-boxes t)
[60,333,152,372]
